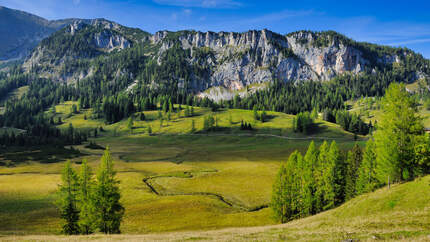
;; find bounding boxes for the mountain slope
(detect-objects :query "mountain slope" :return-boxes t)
[0,6,79,61]
[24,24,430,100]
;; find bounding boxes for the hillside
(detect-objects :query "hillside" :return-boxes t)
[23,22,430,100]
[2,175,429,241]
[0,6,77,61]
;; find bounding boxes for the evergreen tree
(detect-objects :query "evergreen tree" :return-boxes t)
[93,147,124,234]
[356,139,378,195]
[253,106,259,121]
[191,120,196,133]
[56,160,80,235]
[140,112,146,121]
[304,141,319,214]
[374,83,423,183]
[127,117,134,134]
[345,144,363,200]
[78,159,95,234]
[271,151,301,223]
[315,141,329,213]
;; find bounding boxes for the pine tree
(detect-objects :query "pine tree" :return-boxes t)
[56,160,80,235]
[356,139,378,195]
[78,159,95,234]
[345,144,363,200]
[94,147,124,234]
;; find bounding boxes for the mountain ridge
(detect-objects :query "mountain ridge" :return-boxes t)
[2,6,429,101]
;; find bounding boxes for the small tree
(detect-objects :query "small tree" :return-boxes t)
[191,120,196,133]
[57,161,80,235]
[140,112,146,121]
[93,147,124,234]
[148,125,152,135]
[127,117,134,134]
[253,106,259,121]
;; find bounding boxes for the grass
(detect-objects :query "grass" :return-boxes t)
[0,104,365,236]
[2,175,429,241]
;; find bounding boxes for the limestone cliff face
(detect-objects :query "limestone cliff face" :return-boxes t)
[150,30,385,99]
[22,24,428,99]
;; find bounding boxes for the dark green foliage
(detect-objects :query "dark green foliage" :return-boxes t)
[240,120,253,130]
[293,112,314,134]
[56,160,80,235]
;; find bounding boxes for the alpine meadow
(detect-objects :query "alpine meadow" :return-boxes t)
[0,1,430,241]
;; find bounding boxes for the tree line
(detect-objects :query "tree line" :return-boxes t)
[272,83,430,222]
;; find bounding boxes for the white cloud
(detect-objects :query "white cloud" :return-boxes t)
[153,0,241,8]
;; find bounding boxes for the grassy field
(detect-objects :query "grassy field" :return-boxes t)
[0,106,365,236]
[2,175,429,241]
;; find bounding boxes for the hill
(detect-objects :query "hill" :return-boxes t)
[2,175,429,241]
[0,6,79,61]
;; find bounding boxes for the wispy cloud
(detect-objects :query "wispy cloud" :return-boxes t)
[153,0,242,8]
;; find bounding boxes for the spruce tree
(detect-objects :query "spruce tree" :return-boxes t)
[356,139,378,195]
[94,147,124,234]
[78,159,95,234]
[57,160,80,235]
[345,144,363,200]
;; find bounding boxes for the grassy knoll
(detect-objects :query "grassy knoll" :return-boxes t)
[0,105,364,235]
[2,175,429,241]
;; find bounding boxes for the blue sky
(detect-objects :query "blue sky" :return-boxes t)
[1,0,430,58]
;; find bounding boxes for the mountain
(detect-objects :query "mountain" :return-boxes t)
[19,12,430,101]
[0,6,78,61]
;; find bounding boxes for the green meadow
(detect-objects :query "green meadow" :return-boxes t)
[0,105,363,235]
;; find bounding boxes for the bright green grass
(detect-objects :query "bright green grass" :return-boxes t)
[2,175,429,241]
[0,104,363,235]
[0,133,361,235]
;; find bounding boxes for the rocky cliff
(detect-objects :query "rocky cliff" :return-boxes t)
[22,18,430,100]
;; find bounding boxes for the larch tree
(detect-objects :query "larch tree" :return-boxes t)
[356,139,378,195]
[374,83,423,183]
[315,141,329,213]
[94,147,124,234]
[78,159,96,234]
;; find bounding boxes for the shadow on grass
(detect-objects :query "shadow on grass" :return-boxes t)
[0,146,84,166]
